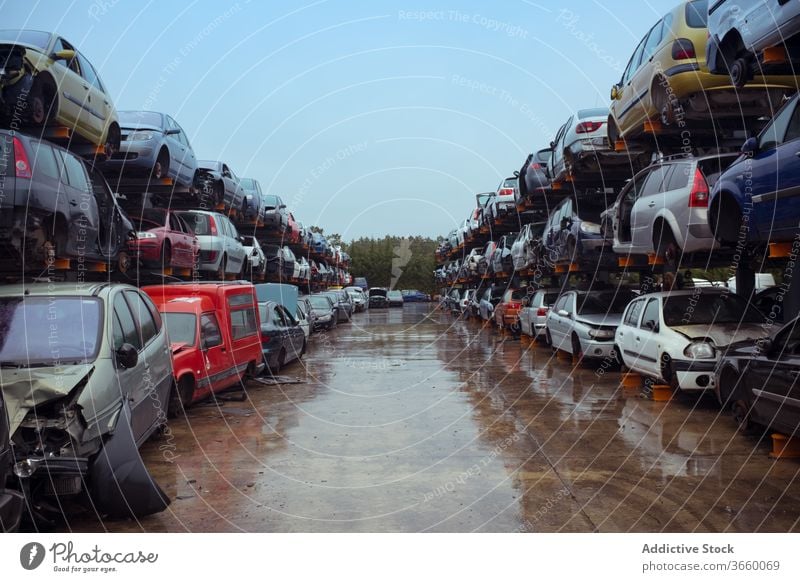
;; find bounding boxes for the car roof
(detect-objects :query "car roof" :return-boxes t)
[0,282,113,297]
[636,288,730,299]
[152,295,216,313]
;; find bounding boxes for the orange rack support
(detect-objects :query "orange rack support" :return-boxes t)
[618,256,634,268]
[614,139,627,152]
[568,263,580,272]
[650,384,673,401]
[53,258,70,270]
[769,242,793,258]
[643,119,662,134]
[763,45,787,65]
[769,433,800,459]
[648,253,664,266]
[621,372,641,389]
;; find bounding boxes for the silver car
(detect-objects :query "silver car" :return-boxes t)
[0,282,172,524]
[177,210,246,279]
[241,235,267,277]
[511,221,546,271]
[519,288,560,341]
[608,154,737,268]
[546,289,636,359]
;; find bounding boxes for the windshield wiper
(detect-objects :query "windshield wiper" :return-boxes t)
[0,361,50,369]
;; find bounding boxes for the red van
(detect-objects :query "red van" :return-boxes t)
[142,283,264,410]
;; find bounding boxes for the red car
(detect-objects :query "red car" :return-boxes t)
[129,208,199,269]
[287,212,301,244]
[494,288,526,332]
[142,283,264,410]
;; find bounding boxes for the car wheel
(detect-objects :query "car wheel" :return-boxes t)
[300,339,307,356]
[731,399,758,435]
[168,377,194,418]
[660,354,678,389]
[612,345,624,369]
[277,348,286,371]
[571,333,583,361]
[215,254,227,280]
[651,76,674,126]
[160,241,171,269]
[729,57,750,89]
[153,149,169,180]
[213,182,224,207]
[653,224,680,273]
[30,76,56,125]
[545,329,553,348]
[104,123,121,158]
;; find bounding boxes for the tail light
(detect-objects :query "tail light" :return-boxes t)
[207,214,218,236]
[13,137,31,178]
[536,307,548,316]
[688,168,709,208]
[575,121,603,134]
[499,188,514,196]
[206,250,218,261]
[672,38,696,60]
[508,301,521,310]
[530,162,542,170]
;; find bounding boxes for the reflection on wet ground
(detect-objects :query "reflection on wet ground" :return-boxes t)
[70,304,800,532]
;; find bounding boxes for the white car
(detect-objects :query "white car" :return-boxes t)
[615,289,766,391]
[460,289,476,315]
[345,287,367,312]
[297,256,311,282]
[241,235,266,277]
[490,177,518,220]
[546,289,637,359]
[465,248,483,274]
[510,221,546,271]
[519,289,560,341]
[707,0,800,87]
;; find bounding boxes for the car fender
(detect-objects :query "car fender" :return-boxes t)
[89,400,170,518]
[654,209,684,249]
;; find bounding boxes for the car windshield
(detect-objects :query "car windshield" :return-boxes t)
[310,296,331,309]
[578,292,635,315]
[686,0,708,28]
[0,30,51,50]
[505,290,526,301]
[263,195,279,208]
[578,108,608,119]
[198,160,221,171]
[136,209,167,230]
[575,201,606,223]
[0,297,102,365]
[369,289,387,297]
[240,178,256,189]
[663,293,763,326]
[118,111,163,128]
[388,291,402,299]
[163,312,196,346]
[502,178,516,189]
[177,212,210,235]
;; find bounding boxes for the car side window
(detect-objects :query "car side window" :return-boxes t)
[782,101,800,143]
[229,222,240,239]
[125,290,159,346]
[200,313,223,348]
[55,38,81,75]
[60,150,91,192]
[76,52,104,92]
[168,213,184,232]
[624,37,647,84]
[642,20,664,62]
[759,99,797,150]
[640,298,660,331]
[554,295,567,311]
[624,299,644,326]
[640,166,672,198]
[32,143,61,181]
[666,162,691,191]
[113,294,141,350]
[565,294,575,313]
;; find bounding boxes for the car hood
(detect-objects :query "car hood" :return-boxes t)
[121,124,162,133]
[0,363,94,435]
[576,313,623,327]
[669,323,767,347]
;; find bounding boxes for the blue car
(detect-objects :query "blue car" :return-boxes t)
[543,195,615,267]
[239,177,265,222]
[104,111,198,188]
[401,290,430,302]
[710,93,800,245]
[311,232,328,254]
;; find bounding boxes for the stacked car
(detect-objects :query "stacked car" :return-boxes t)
[435,0,800,449]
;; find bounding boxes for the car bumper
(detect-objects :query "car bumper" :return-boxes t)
[672,358,716,390]
[0,488,24,532]
[105,142,157,170]
[129,240,161,262]
[581,339,616,358]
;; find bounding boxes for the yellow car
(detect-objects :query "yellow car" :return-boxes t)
[607,0,794,145]
[0,29,120,154]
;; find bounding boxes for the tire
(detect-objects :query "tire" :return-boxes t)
[651,76,674,126]
[277,348,286,371]
[731,399,758,435]
[660,354,678,389]
[160,241,171,269]
[153,149,169,180]
[30,77,56,125]
[571,333,583,360]
[104,124,121,158]
[654,225,680,273]
[729,57,750,89]
[215,254,227,280]
[612,345,624,369]
[709,194,743,244]
[300,339,307,356]
[168,377,194,418]
[213,182,224,207]
[545,329,553,347]
[607,116,620,148]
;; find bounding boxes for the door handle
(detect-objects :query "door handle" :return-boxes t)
[82,84,89,90]
[648,201,656,207]
[635,337,641,341]
[795,151,800,158]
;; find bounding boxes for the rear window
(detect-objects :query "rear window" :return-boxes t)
[502,178,516,188]
[698,156,737,188]
[179,212,210,235]
[0,133,9,175]
[240,178,256,189]
[685,0,708,28]
[504,290,526,301]
[578,108,608,119]
[491,287,506,298]
[575,202,605,223]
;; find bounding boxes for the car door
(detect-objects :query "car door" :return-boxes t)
[637,297,663,377]
[278,305,303,359]
[110,291,146,438]
[56,148,101,256]
[199,311,234,390]
[168,212,190,266]
[549,294,569,346]
[76,51,111,145]
[631,165,673,252]
[552,118,572,179]
[613,34,647,131]
[747,96,799,240]
[618,298,645,367]
[767,97,800,237]
[47,38,85,131]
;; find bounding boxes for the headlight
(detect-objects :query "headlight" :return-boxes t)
[580,221,602,234]
[588,327,615,339]
[684,341,716,359]
[136,232,157,239]
[128,131,155,141]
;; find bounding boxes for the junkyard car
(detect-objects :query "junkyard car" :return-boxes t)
[105,110,198,187]
[128,208,199,270]
[0,131,134,275]
[239,178,266,222]
[241,235,267,278]
[369,287,389,308]
[519,289,560,341]
[616,289,765,391]
[196,160,246,216]
[511,222,546,271]
[0,30,121,154]
[0,282,172,524]
[308,294,337,329]
[546,289,636,359]
[259,300,306,371]
[143,283,264,410]
[387,290,404,307]
[176,210,247,279]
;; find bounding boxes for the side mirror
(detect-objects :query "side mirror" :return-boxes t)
[557,309,570,317]
[644,320,657,331]
[165,128,180,136]
[755,337,773,354]
[560,217,570,230]
[116,343,138,369]
[549,141,556,150]
[279,204,287,209]
[610,84,621,100]
[52,49,76,61]
[741,136,758,155]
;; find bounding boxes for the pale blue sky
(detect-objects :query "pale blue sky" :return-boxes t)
[5,0,678,239]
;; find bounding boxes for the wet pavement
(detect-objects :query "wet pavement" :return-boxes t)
[70,304,800,532]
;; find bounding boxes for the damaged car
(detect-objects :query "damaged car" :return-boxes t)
[0,130,135,275]
[0,282,172,526]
